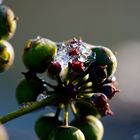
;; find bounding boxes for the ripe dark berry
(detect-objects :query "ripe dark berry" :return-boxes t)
[70,61,85,73]
[92,93,108,108]
[48,61,62,76]
[68,48,80,56]
[99,83,120,99]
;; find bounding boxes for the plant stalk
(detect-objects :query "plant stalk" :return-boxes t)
[64,103,69,126]
[0,94,58,124]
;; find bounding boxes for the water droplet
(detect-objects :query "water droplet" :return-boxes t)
[36,93,47,102]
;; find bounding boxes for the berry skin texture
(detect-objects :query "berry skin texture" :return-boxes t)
[23,37,57,73]
[35,115,63,140]
[91,46,117,77]
[75,100,100,118]
[71,115,104,140]
[0,40,14,72]
[47,61,62,76]
[0,5,17,40]
[16,78,45,104]
[48,125,85,140]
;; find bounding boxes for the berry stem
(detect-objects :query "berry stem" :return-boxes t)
[0,94,58,124]
[64,103,69,126]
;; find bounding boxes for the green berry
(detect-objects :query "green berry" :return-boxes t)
[75,100,100,118]
[0,5,17,40]
[91,46,117,77]
[48,125,85,140]
[35,115,63,140]
[71,115,104,140]
[0,40,14,72]
[23,37,57,73]
[16,78,45,104]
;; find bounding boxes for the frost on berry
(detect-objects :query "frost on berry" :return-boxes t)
[20,37,119,121]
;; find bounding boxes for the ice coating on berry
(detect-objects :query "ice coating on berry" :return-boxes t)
[54,38,93,72]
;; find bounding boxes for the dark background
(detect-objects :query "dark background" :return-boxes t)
[0,0,140,139]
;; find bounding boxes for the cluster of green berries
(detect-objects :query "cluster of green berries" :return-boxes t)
[0,2,17,140]
[0,3,17,72]
[15,36,119,140]
[0,2,120,140]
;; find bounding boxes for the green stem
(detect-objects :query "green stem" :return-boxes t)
[70,102,78,118]
[64,103,69,126]
[0,95,58,124]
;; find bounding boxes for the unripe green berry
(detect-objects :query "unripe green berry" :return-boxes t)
[0,40,14,72]
[23,37,57,73]
[75,100,100,118]
[16,78,45,104]
[48,125,85,140]
[91,46,117,77]
[0,5,17,40]
[71,115,104,140]
[35,115,63,140]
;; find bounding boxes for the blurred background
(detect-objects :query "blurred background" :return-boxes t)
[0,0,140,139]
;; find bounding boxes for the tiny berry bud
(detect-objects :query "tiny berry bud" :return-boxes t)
[99,83,120,99]
[70,61,85,73]
[68,48,80,56]
[48,61,62,76]
[99,103,113,116]
[92,93,108,108]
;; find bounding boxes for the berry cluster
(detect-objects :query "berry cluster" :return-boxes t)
[0,2,17,72]
[0,1,120,140]
[0,1,17,140]
[15,37,119,140]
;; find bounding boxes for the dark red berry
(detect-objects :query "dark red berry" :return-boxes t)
[99,103,113,116]
[48,61,62,76]
[70,61,85,73]
[68,48,80,56]
[92,93,107,108]
[99,83,120,99]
